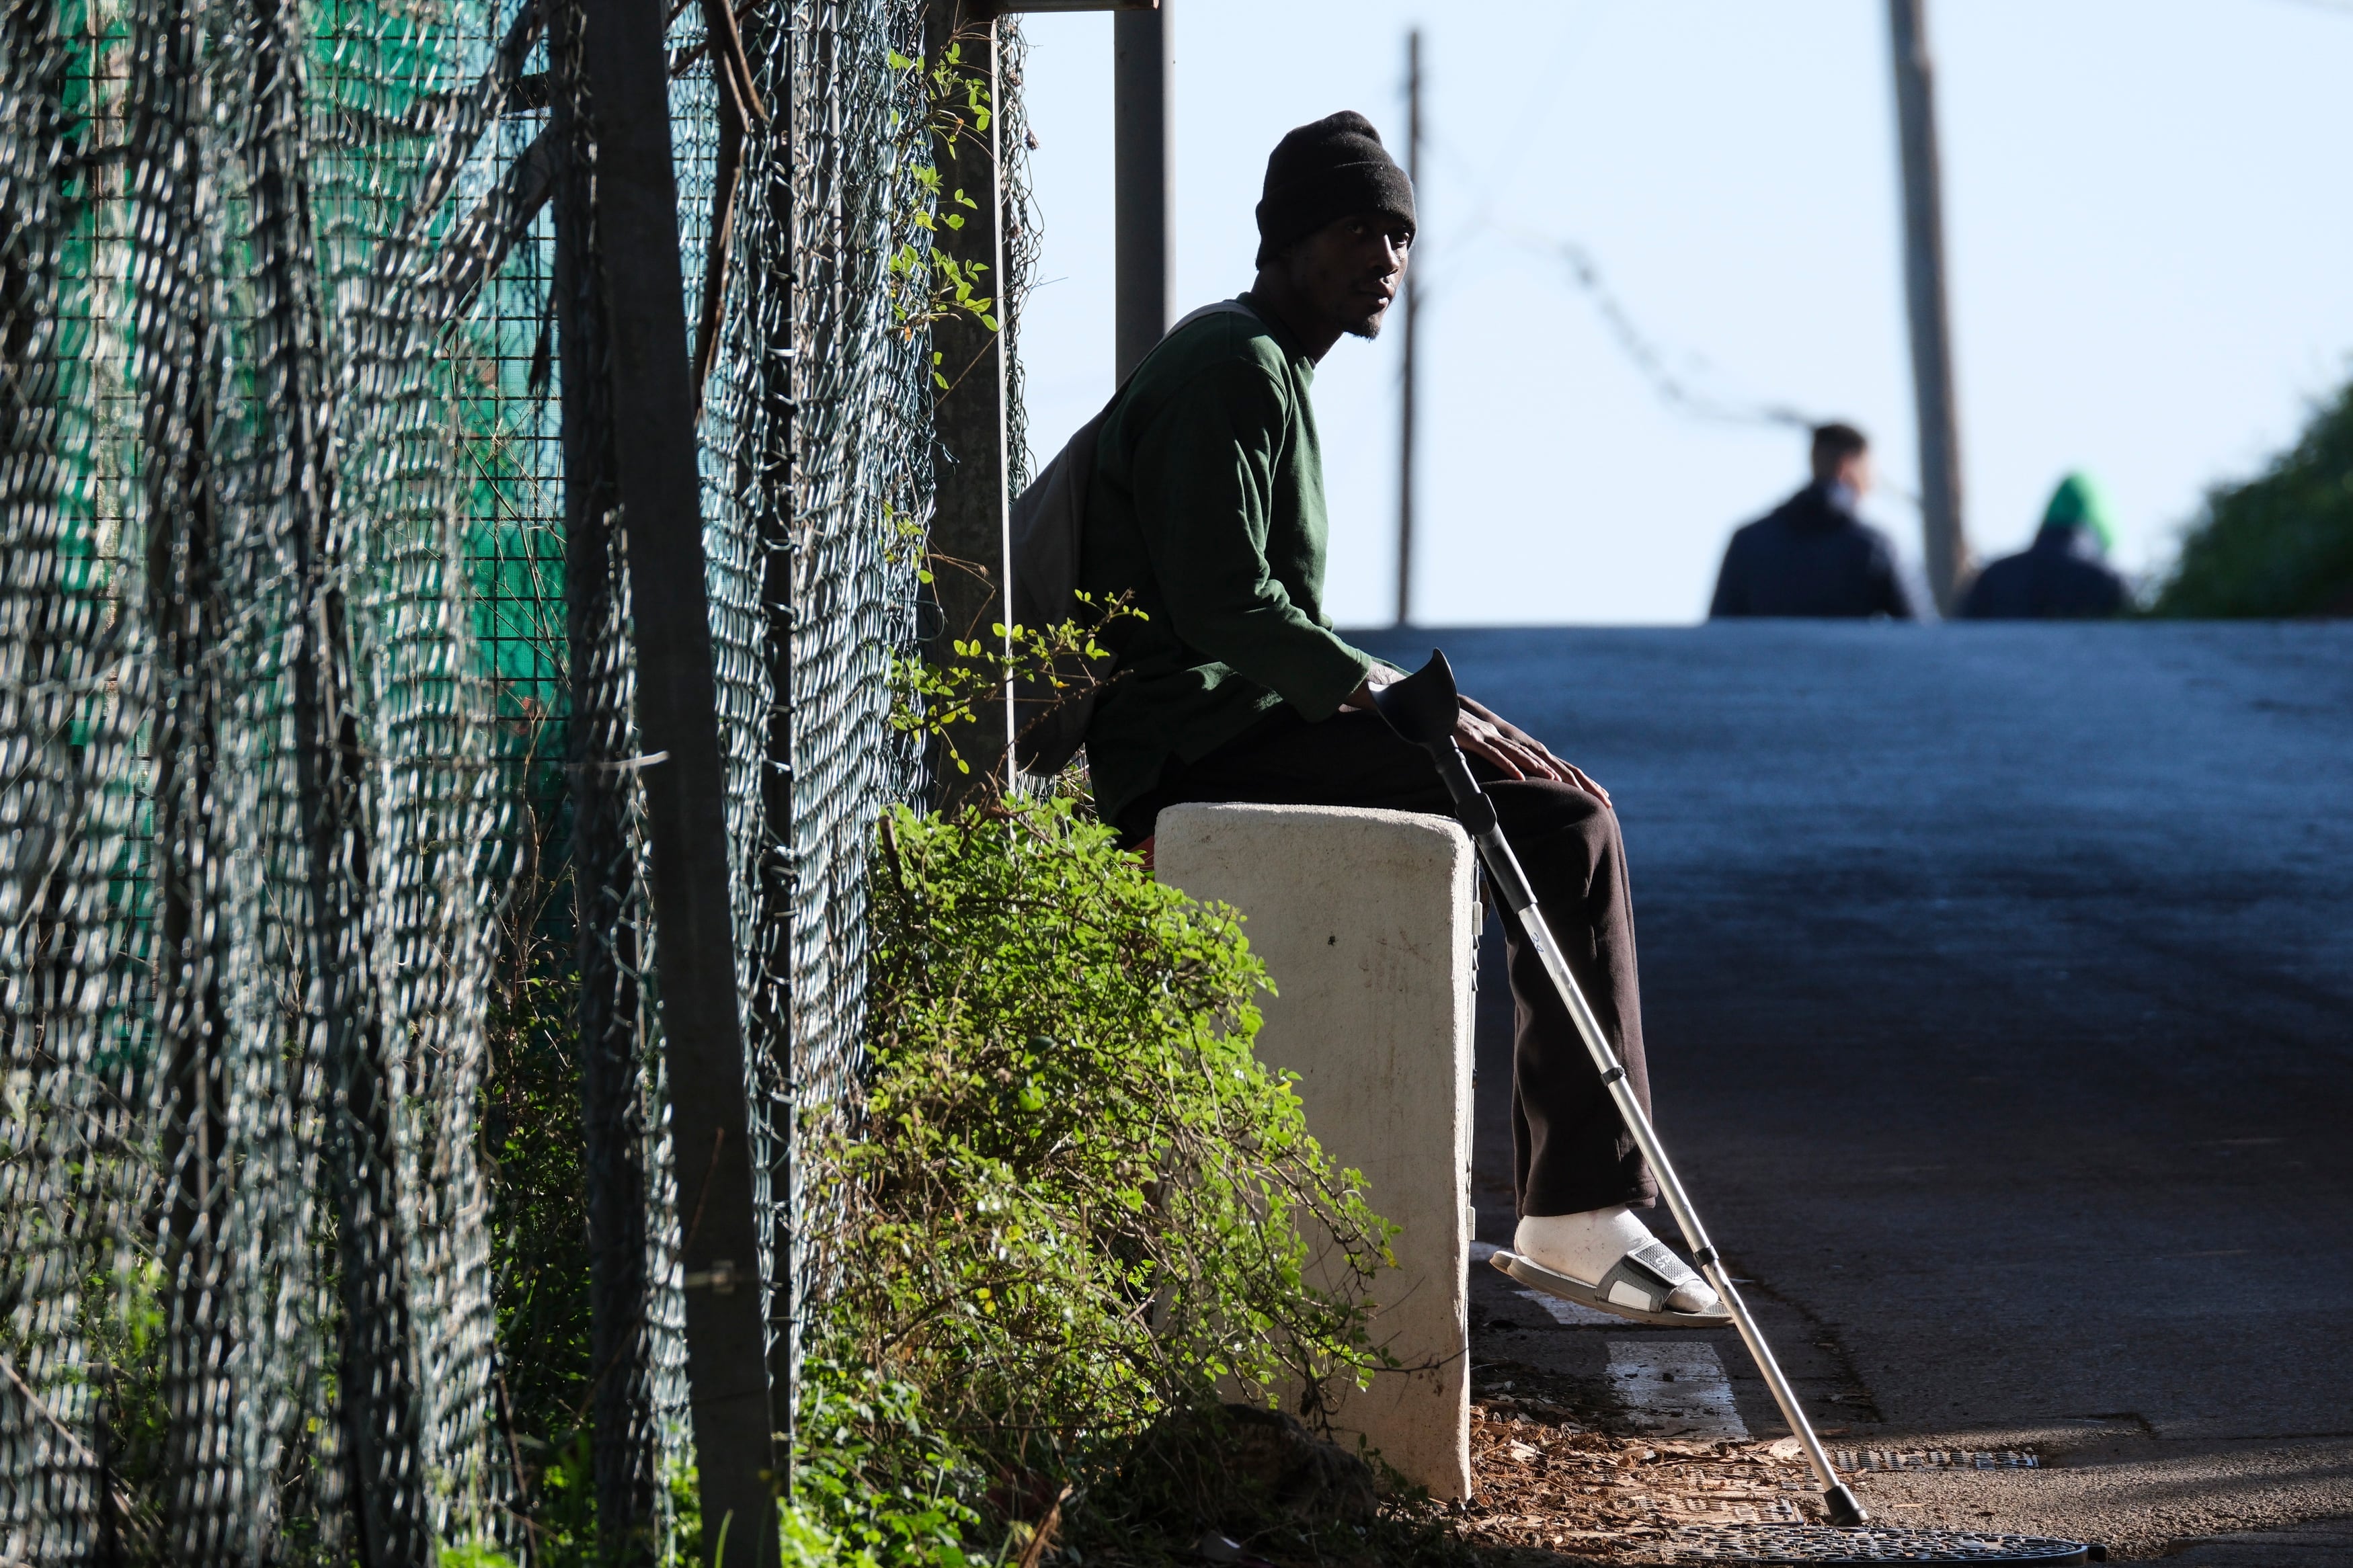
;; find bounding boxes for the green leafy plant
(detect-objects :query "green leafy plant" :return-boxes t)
[2153,377,2353,616]
[803,799,1397,1526]
[785,1358,990,1568]
[884,33,1002,358]
[891,593,1144,780]
[477,772,600,1559]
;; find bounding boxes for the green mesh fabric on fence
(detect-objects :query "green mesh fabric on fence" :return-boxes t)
[0,0,936,1551]
[0,0,518,1553]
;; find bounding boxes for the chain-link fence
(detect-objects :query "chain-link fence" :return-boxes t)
[764,0,933,1402]
[998,15,1040,497]
[0,0,949,1551]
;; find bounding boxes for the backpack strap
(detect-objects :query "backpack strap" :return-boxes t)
[1004,298,1266,775]
[1165,296,1259,341]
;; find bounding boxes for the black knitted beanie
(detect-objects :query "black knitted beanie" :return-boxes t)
[1254,110,1417,267]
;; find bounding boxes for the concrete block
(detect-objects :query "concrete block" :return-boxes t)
[1156,802,1476,1499]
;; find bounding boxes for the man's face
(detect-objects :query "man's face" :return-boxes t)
[1837,450,1874,496]
[1275,212,1413,339]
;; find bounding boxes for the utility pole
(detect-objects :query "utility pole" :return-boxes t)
[1886,0,1970,612]
[1394,26,1421,628]
[1112,0,1170,379]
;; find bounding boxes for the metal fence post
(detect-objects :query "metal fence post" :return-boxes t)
[573,0,781,1557]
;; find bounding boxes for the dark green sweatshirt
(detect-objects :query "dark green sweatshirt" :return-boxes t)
[1080,294,1373,825]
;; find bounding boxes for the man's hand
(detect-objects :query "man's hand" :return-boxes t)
[1457,698,1611,807]
[1344,675,1611,808]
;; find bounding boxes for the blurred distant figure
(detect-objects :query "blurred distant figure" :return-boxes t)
[1710,423,1928,620]
[1958,472,2130,620]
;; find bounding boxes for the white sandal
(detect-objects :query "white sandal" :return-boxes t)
[1490,1237,1731,1328]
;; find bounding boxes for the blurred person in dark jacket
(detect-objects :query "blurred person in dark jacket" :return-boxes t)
[1710,423,1929,620]
[1958,472,2129,620]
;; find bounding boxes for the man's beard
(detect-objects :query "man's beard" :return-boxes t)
[1345,315,1385,341]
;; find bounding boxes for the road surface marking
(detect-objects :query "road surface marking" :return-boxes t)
[1606,1339,1749,1442]
[1513,1288,1623,1328]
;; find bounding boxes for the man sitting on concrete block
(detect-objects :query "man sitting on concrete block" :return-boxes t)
[1077,110,1722,1327]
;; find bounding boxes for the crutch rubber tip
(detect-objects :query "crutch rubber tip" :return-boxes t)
[1823,1483,1868,1526]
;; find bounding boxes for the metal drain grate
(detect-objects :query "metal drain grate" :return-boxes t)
[1833,1450,2041,1471]
[1664,1524,2089,1564]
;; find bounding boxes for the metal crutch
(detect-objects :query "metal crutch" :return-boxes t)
[1373,649,1866,1528]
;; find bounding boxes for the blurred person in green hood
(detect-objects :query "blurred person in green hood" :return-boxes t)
[1960,472,2130,619]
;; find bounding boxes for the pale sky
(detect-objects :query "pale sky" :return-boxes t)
[1008,0,2353,626]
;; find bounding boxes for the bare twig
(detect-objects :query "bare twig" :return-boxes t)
[690,81,745,409]
[378,0,545,284]
[432,126,560,327]
[0,1350,98,1467]
[0,1351,141,1526]
[1013,1484,1074,1568]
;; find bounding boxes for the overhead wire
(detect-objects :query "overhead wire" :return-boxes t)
[1508,230,1819,432]
[1407,2,1823,442]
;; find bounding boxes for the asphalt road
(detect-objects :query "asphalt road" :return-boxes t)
[1350,621,2353,1561]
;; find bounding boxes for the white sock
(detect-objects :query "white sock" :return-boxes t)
[1515,1206,1722,1315]
[1515,1206,1654,1283]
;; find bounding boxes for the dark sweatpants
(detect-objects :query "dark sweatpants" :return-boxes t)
[1118,708,1657,1219]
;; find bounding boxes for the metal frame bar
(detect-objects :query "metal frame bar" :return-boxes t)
[1489,839,1866,1526]
[1373,655,1867,1529]
[1111,0,1168,381]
